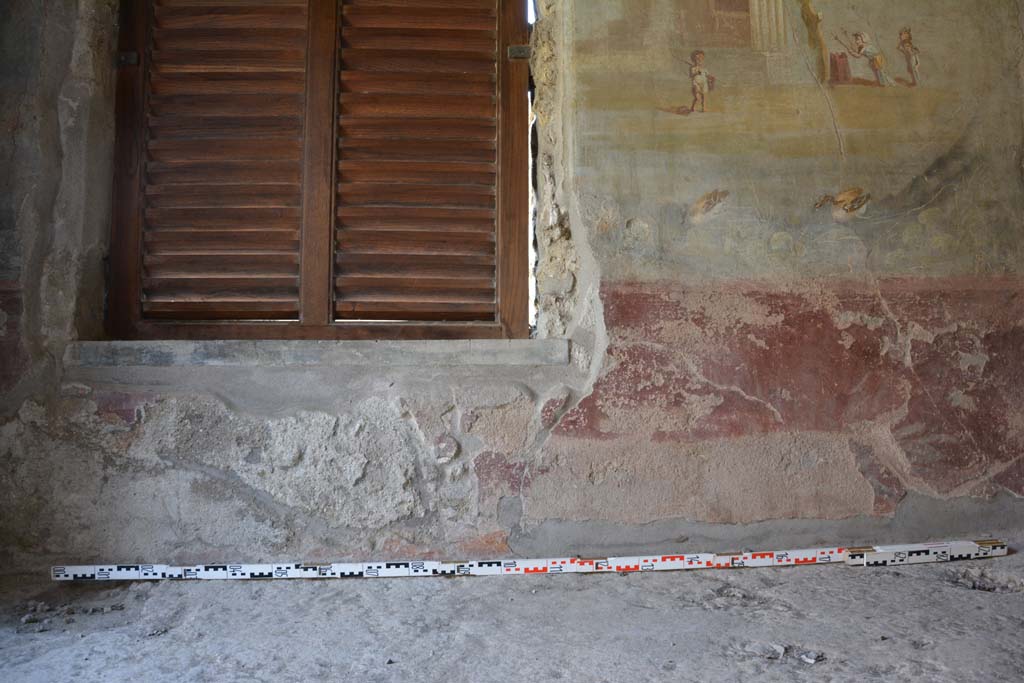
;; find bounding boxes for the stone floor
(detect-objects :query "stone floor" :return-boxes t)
[1,542,1022,682]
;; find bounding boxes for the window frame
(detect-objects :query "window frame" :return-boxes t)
[107,0,531,341]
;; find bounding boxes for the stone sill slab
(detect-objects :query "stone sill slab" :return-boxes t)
[64,339,570,369]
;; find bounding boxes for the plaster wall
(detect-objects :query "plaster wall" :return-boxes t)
[1,0,1022,572]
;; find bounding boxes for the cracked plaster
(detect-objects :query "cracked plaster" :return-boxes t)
[2,0,1024,571]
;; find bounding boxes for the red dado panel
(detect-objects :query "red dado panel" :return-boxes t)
[553,278,1024,504]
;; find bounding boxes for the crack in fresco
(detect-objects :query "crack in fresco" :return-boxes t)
[792,1,847,162]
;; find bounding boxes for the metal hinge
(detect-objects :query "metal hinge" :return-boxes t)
[508,45,531,61]
[117,51,139,67]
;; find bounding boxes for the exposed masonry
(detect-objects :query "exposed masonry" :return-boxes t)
[1,0,608,571]
[531,0,583,339]
[2,0,1024,574]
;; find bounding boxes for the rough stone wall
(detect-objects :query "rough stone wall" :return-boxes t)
[2,1,1023,573]
[1,0,116,402]
[1,0,606,570]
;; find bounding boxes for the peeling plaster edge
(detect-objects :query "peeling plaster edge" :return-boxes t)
[543,0,608,396]
[506,0,611,530]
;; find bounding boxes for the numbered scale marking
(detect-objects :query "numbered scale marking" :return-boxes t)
[51,539,1008,583]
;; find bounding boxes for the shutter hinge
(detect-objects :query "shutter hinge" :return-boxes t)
[117,51,139,67]
[507,45,531,61]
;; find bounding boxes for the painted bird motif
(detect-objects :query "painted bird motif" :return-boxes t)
[814,187,871,223]
[689,189,730,225]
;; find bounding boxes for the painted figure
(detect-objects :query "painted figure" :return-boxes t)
[688,50,714,113]
[897,27,922,86]
[834,31,895,87]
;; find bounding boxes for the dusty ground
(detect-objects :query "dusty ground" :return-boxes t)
[1,543,1022,682]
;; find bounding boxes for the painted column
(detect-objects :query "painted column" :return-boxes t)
[750,0,764,51]
[749,0,788,52]
[772,0,788,49]
[760,0,772,51]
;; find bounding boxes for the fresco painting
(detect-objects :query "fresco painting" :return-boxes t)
[896,27,922,87]
[688,49,714,113]
[832,30,896,86]
[573,0,1024,280]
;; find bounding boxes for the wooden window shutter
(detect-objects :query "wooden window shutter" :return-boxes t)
[119,0,310,327]
[334,0,527,333]
[108,0,529,340]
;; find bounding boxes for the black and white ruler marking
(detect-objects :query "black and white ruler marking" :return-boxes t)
[51,539,1008,582]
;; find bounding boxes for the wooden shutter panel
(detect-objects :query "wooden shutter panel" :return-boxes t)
[334,0,518,325]
[108,0,528,338]
[139,0,308,321]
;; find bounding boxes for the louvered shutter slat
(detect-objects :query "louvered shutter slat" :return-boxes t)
[110,0,527,338]
[334,0,500,322]
[340,160,495,187]
[141,0,308,321]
